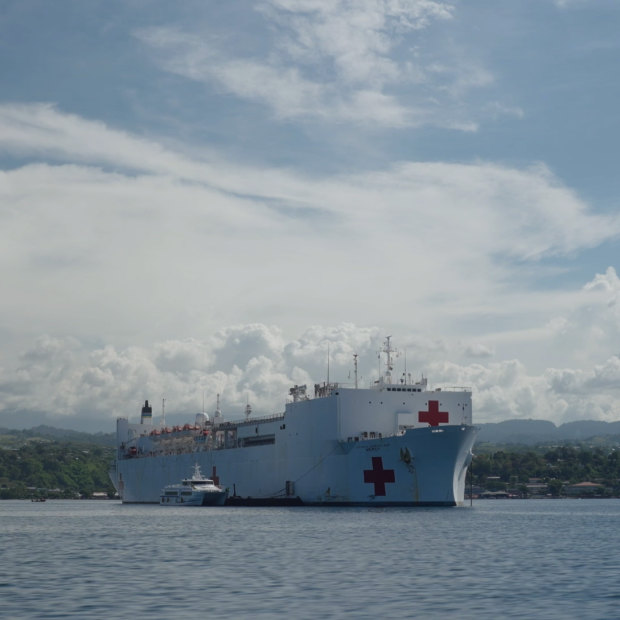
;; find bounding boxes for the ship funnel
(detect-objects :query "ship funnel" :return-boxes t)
[140,399,153,424]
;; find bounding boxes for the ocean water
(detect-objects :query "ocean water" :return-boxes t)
[1,499,619,619]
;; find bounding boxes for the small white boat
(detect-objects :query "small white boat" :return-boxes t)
[160,464,227,506]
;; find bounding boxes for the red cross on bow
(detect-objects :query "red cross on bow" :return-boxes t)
[211,466,220,486]
[363,456,395,496]
[418,400,449,427]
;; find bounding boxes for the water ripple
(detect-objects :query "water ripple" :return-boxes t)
[1,499,620,618]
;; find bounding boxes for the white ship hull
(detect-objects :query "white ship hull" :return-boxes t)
[114,424,476,506]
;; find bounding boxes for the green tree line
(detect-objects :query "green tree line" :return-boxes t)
[0,440,116,499]
[472,445,620,495]
[3,436,620,500]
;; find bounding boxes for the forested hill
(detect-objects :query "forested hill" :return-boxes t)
[0,427,116,499]
[0,425,115,447]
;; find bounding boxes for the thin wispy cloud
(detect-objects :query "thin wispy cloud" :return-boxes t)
[135,0,490,129]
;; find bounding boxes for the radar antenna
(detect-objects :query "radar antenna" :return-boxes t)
[382,336,397,384]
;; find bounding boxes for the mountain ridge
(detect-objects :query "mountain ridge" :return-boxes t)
[3,418,620,447]
[476,419,620,445]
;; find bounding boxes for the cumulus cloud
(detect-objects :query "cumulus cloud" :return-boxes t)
[583,266,620,294]
[428,356,620,425]
[0,325,374,424]
[547,357,620,395]
[3,321,620,430]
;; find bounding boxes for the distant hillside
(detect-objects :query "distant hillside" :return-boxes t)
[0,425,115,448]
[3,419,620,450]
[477,419,620,446]
[0,429,116,499]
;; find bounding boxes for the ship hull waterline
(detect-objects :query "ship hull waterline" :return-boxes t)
[112,424,477,507]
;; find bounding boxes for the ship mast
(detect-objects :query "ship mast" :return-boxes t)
[383,336,396,384]
[353,353,358,389]
[214,393,222,424]
[326,343,330,385]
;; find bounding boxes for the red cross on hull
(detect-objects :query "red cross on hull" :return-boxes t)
[419,400,449,427]
[363,457,395,496]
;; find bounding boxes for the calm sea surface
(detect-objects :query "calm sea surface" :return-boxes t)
[2,499,620,619]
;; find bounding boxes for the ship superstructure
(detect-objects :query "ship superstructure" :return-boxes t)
[111,338,476,506]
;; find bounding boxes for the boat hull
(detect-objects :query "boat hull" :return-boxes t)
[114,424,476,507]
[159,490,227,506]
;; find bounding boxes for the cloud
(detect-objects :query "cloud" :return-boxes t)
[0,102,222,183]
[464,343,494,359]
[583,266,620,294]
[261,0,454,86]
[3,321,620,430]
[2,104,620,363]
[0,325,371,424]
[428,355,620,424]
[134,26,413,126]
[2,106,620,428]
[134,1,496,129]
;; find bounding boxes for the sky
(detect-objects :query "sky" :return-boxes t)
[1,0,620,431]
